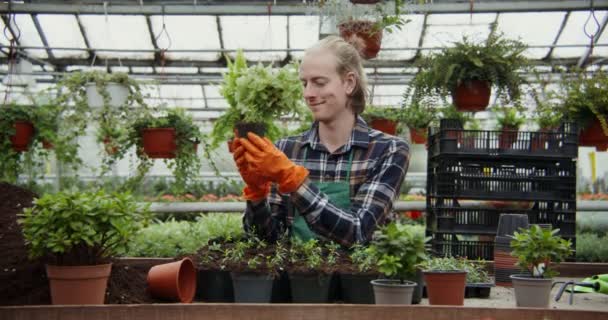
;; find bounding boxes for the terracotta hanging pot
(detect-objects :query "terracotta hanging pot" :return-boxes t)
[423,271,467,305]
[579,118,608,151]
[9,121,35,152]
[370,118,397,135]
[338,20,383,60]
[142,127,177,158]
[498,126,518,149]
[147,257,197,303]
[409,127,427,144]
[452,80,491,112]
[46,263,112,305]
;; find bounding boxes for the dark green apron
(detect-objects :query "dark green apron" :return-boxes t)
[291,147,354,241]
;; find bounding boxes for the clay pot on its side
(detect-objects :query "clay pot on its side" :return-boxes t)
[147,257,197,303]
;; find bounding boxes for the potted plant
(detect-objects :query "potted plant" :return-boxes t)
[367,222,429,305]
[509,224,574,308]
[412,33,528,112]
[559,70,608,151]
[320,0,408,59]
[18,190,151,304]
[285,239,341,303]
[339,244,380,304]
[210,50,305,150]
[129,107,201,194]
[362,105,401,135]
[401,101,437,144]
[418,256,468,305]
[493,106,525,149]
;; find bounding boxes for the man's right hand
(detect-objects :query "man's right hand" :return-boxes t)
[232,139,271,201]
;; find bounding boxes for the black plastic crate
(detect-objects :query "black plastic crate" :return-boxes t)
[428,119,578,159]
[429,233,495,260]
[427,159,576,201]
[429,207,576,237]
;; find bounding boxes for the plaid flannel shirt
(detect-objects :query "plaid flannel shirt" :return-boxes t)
[243,116,410,246]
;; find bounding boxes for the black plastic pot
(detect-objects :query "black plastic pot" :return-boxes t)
[235,122,266,139]
[465,283,494,298]
[195,269,234,302]
[271,271,291,303]
[288,273,333,303]
[339,273,377,304]
[231,272,273,303]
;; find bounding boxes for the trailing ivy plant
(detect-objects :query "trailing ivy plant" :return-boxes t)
[129,107,201,194]
[19,190,151,265]
[412,32,528,105]
[509,225,574,278]
[559,70,608,137]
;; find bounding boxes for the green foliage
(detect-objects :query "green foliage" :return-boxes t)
[362,105,401,122]
[401,101,437,130]
[0,103,38,183]
[19,190,151,265]
[321,0,409,35]
[510,225,574,278]
[287,239,341,273]
[367,222,429,280]
[349,244,378,273]
[413,33,528,105]
[576,232,608,262]
[125,213,243,257]
[577,212,608,236]
[493,106,525,130]
[418,256,465,272]
[560,70,608,136]
[130,108,202,194]
[210,50,306,150]
[438,104,473,125]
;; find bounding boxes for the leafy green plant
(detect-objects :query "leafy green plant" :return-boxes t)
[320,0,408,35]
[401,102,437,130]
[19,190,151,265]
[509,225,574,278]
[412,33,528,105]
[438,104,473,125]
[349,244,378,273]
[129,107,201,194]
[221,237,282,277]
[367,222,429,281]
[0,103,39,183]
[362,105,401,122]
[493,106,525,130]
[209,50,305,150]
[576,232,608,263]
[459,259,491,283]
[417,256,464,272]
[559,70,608,136]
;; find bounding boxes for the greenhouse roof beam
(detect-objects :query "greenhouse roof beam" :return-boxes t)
[74,14,96,70]
[30,14,55,62]
[1,1,607,15]
[545,11,571,60]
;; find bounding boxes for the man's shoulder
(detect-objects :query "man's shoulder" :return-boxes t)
[367,129,410,154]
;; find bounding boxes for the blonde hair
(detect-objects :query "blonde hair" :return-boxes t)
[305,35,369,114]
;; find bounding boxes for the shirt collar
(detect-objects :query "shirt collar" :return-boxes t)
[302,115,370,153]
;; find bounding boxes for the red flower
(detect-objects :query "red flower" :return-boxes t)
[405,210,423,220]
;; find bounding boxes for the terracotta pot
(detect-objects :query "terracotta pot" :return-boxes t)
[147,257,197,303]
[423,271,467,305]
[370,118,397,135]
[42,140,54,150]
[409,128,427,144]
[452,80,491,112]
[579,119,608,151]
[46,263,112,305]
[498,127,518,149]
[338,20,383,60]
[142,127,177,158]
[10,121,34,152]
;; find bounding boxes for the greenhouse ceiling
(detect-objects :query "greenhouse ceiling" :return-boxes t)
[1,0,608,110]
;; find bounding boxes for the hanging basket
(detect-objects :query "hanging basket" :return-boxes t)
[142,127,177,158]
[10,121,35,152]
[579,118,608,151]
[338,20,383,60]
[409,127,427,144]
[86,82,129,108]
[452,80,491,112]
[370,118,397,135]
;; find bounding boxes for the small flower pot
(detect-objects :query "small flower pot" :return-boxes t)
[510,274,553,308]
[147,257,197,303]
[142,127,177,158]
[423,271,467,305]
[235,122,266,139]
[452,80,491,112]
[231,272,274,303]
[86,82,129,108]
[409,127,427,144]
[46,263,112,305]
[371,279,417,305]
[370,118,397,135]
[10,121,34,152]
[338,20,383,60]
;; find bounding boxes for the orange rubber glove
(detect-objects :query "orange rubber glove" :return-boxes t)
[232,139,271,201]
[238,133,309,194]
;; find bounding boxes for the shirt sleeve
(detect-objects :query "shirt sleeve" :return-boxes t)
[290,138,410,246]
[242,184,288,242]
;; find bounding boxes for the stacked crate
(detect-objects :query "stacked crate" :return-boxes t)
[426,119,578,261]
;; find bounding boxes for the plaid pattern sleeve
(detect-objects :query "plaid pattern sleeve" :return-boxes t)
[243,116,410,246]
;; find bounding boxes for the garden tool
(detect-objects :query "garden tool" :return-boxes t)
[238,133,309,193]
[553,280,600,305]
[564,274,608,294]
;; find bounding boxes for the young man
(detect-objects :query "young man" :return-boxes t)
[232,36,410,247]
